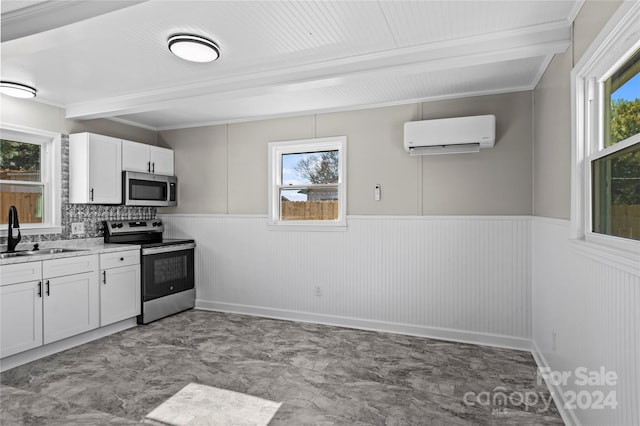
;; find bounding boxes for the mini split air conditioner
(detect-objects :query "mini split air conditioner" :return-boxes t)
[404,114,496,155]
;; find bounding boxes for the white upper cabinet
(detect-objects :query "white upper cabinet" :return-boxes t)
[69,133,122,204]
[150,146,174,176]
[122,140,174,176]
[121,140,149,173]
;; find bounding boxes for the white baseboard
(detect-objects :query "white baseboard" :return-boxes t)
[196,300,532,351]
[0,318,137,372]
[531,341,581,426]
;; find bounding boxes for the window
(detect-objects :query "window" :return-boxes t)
[268,136,346,228]
[591,50,640,241]
[0,124,61,235]
[572,2,640,251]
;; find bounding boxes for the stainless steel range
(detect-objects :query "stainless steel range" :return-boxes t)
[104,219,195,324]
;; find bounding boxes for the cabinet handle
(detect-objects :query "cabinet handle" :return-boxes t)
[45,280,50,296]
[152,162,155,174]
[120,257,124,261]
[90,188,94,201]
[148,161,151,173]
[37,281,42,298]
[103,270,107,284]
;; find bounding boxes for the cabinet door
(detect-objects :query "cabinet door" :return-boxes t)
[149,146,174,176]
[89,134,122,204]
[0,281,43,358]
[43,272,99,345]
[100,264,141,326]
[122,139,151,173]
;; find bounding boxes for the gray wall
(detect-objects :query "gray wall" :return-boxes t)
[158,125,229,214]
[159,91,533,216]
[421,92,533,215]
[533,0,623,219]
[1,95,157,145]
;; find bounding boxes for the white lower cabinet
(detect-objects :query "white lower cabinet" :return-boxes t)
[43,272,99,345]
[0,255,99,358]
[42,255,100,346]
[0,249,141,360]
[0,280,43,358]
[99,250,141,326]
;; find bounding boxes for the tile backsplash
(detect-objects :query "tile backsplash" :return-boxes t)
[1,135,156,245]
[63,204,156,239]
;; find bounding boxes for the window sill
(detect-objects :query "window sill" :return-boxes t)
[570,237,640,277]
[268,222,347,232]
[0,226,62,237]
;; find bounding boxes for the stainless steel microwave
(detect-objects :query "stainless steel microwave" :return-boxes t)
[123,171,177,206]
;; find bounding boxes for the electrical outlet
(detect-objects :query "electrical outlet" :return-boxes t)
[71,222,85,235]
[315,286,322,297]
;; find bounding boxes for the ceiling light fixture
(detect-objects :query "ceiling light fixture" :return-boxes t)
[168,34,220,63]
[0,81,37,98]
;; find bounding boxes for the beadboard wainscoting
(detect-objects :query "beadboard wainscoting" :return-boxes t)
[532,217,640,426]
[159,214,532,350]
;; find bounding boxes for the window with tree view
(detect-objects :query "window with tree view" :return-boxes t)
[0,139,44,224]
[592,48,640,241]
[281,150,339,220]
[269,137,346,227]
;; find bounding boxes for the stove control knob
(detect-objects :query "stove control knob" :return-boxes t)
[153,222,162,227]
[117,223,124,228]
[111,223,117,228]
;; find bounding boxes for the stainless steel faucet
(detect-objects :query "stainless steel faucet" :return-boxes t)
[7,205,21,252]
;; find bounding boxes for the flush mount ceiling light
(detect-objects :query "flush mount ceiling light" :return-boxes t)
[168,34,220,63]
[0,81,37,98]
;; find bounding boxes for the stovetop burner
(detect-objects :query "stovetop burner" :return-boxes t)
[103,219,193,246]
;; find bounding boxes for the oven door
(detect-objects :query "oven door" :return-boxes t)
[141,244,195,302]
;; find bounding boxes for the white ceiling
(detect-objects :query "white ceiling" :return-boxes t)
[1,0,582,131]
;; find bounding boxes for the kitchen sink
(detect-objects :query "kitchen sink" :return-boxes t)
[0,248,89,258]
[23,248,88,255]
[0,252,28,259]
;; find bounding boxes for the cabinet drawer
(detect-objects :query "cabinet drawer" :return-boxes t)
[0,261,42,286]
[43,255,98,278]
[100,250,140,269]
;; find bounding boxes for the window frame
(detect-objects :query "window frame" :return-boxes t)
[0,123,62,236]
[571,2,640,257]
[268,136,347,230]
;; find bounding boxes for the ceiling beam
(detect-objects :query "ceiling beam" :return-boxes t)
[1,0,148,42]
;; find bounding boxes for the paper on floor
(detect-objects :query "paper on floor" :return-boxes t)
[144,383,281,426]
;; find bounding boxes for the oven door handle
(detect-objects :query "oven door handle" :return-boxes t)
[142,243,196,255]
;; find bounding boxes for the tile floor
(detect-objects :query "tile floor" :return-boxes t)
[1,310,564,425]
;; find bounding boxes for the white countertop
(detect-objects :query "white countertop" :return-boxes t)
[0,238,140,266]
